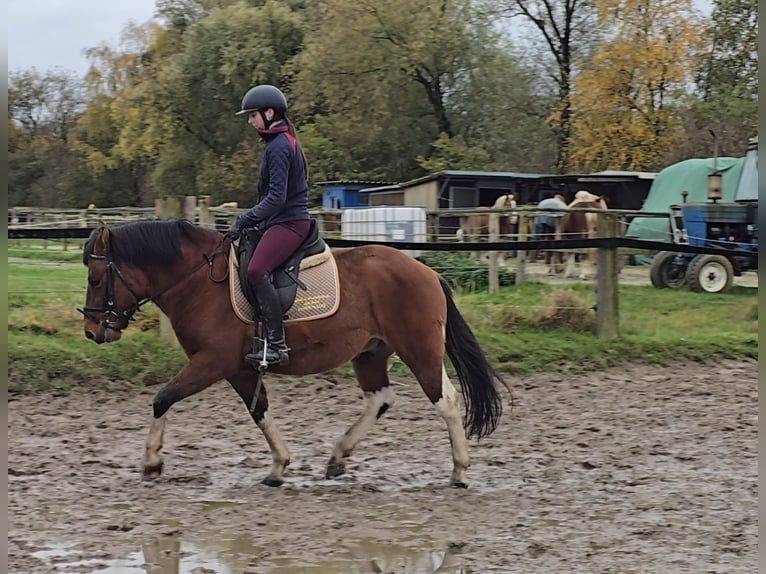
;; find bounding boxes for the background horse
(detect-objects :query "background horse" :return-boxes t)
[80,220,508,488]
[557,191,608,279]
[457,193,517,263]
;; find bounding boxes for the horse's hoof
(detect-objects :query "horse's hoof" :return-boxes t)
[142,462,163,481]
[451,480,469,489]
[326,460,346,479]
[261,476,284,488]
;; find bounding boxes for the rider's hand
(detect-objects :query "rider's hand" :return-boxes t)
[224,217,242,241]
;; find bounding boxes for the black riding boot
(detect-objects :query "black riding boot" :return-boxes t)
[245,276,290,366]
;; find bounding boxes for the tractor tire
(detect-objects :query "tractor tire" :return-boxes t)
[649,251,687,289]
[686,254,734,293]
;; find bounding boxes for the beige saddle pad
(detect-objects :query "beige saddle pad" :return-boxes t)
[229,244,340,324]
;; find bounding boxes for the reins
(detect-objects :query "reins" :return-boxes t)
[78,242,229,329]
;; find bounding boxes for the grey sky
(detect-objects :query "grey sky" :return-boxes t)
[8,0,713,79]
[8,0,157,77]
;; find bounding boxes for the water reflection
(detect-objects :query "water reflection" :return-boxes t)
[35,536,469,573]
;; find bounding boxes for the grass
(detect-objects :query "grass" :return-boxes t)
[8,244,758,395]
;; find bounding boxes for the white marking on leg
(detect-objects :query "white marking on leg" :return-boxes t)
[564,252,576,278]
[256,410,290,482]
[143,414,166,475]
[331,386,396,462]
[434,366,470,486]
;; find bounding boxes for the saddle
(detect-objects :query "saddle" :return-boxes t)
[233,219,331,319]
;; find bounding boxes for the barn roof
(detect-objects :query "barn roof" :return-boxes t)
[399,170,549,188]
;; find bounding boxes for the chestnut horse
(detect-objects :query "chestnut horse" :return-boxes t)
[457,193,518,263]
[556,192,608,279]
[80,220,508,488]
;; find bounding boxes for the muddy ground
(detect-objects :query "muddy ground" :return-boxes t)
[8,357,757,574]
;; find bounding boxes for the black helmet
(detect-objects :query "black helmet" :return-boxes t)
[235,84,288,117]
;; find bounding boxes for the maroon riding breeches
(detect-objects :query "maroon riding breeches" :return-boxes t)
[247,219,312,285]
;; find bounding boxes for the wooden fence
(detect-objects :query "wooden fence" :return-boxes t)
[9,198,673,339]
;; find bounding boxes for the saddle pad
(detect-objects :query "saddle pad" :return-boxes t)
[229,244,340,324]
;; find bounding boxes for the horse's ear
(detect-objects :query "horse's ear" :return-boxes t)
[93,223,111,256]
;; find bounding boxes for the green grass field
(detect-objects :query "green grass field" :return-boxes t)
[8,242,758,394]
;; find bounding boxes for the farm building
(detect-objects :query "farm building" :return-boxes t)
[317,180,393,209]
[536,171,657,210]
[359,171,550,235]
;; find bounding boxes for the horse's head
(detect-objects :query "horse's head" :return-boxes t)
[493,194,516,209]
[79,224,150,343]
[571,190,602,206]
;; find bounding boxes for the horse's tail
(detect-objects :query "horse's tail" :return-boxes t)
[440,277,508,439]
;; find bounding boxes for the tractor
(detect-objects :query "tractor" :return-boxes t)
[650,136,758,293]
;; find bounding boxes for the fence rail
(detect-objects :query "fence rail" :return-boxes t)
[9,201,757,339]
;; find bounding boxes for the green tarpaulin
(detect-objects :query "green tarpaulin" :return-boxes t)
[626,157,744,243]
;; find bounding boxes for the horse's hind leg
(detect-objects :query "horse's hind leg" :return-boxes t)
[395,347,470,488]
[432,365,471,487]
[228,373,290,487]
[326,342,396,479]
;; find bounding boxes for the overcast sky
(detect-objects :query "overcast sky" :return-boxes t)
[8,0,713,79]
[8,0,158,77]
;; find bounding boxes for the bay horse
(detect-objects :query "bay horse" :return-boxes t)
[79,220,509,488]
[456,193,518,263]
[556,191,608,279]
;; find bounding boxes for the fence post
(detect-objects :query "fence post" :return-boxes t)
[182,196,197,222]
[515,211,528,285]
[488,213,499,293]
[154,197,181,345]
[197,195,212,228]
[596,212,619,338]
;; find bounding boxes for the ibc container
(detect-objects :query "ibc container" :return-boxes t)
[341,206,427,257]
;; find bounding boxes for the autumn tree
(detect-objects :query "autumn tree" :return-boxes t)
[568,0,706,171]
[485,0,599,172]
[8,69,90,206]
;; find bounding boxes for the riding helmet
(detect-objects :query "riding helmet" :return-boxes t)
[235,84,288,117]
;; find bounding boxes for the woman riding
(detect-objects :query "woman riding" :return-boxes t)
[225,84,311,366]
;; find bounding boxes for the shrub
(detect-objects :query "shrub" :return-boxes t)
[416,252,515,292]
[536,288,596,333]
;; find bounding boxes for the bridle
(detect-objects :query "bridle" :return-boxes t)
[77,245,228,332]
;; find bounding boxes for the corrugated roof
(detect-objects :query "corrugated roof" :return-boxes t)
[547,171,657,182]
[359,184,402,194]
[399,170,550,187]
[316,180,395,186]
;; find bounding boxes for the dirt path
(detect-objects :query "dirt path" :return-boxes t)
[8,359,757,573]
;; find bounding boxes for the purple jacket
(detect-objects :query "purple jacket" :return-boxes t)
[238,126,309,231]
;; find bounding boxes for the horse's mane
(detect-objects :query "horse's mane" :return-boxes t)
[83,219,216,267]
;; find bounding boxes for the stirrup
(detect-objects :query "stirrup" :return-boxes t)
[245,337,290,367]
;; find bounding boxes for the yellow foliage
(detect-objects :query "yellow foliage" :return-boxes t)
[570,0,707,171]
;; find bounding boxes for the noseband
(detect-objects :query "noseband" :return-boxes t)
[77,247,227,331]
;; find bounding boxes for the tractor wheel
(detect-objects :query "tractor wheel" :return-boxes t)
[649,251,687,289]
[686,254,734,293]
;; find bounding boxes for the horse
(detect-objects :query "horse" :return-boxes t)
[79,219,509,488]
[556,192,608,279]
[456,193,518,264]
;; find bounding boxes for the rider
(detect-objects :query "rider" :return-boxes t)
[225,84,311,366]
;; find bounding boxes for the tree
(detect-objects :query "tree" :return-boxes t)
[486,0,599,172]
[293,0,552,182]
[568,0,706,171]
[8,69,90,206]
[661,0,758,162]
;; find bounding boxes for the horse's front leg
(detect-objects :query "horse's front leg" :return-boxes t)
[142,359,224,480]
[228,373,290,487]
[142,414,166,479]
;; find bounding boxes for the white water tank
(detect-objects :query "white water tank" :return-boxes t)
[341,206,427,257]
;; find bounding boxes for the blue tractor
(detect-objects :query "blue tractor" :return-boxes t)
[650,137,758,293]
